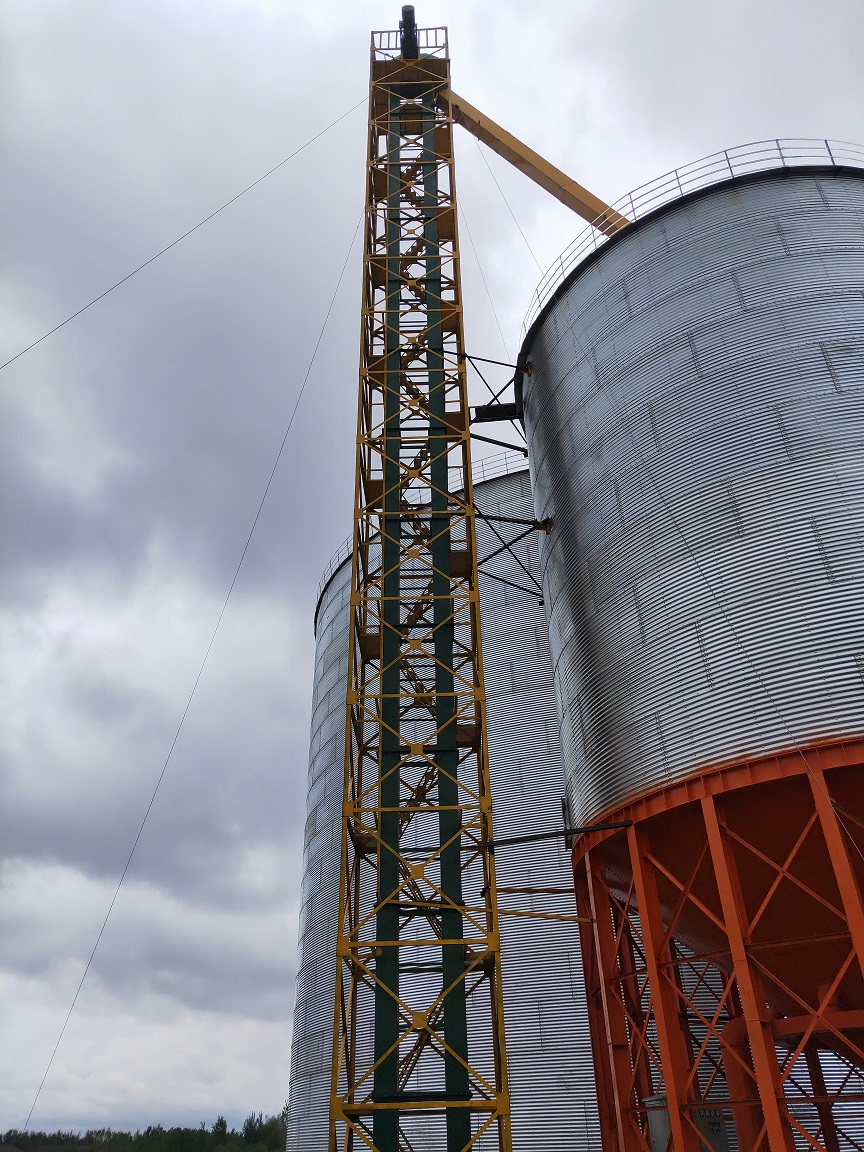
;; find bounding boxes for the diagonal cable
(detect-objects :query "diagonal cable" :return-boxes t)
[459,203,528,444]
[21,207,364,1132]
[459,201,512,363]
[1,97,365,374]
[474,137,543,273]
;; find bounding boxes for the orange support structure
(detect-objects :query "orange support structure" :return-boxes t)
[572,740,864,1151]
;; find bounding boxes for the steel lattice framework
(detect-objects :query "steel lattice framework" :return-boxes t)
[574,749,864,1152]
[329,22,511,1152]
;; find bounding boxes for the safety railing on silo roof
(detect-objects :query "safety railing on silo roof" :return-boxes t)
[314,537,353,615]
[466,448,530,486]
[522,137,864,335]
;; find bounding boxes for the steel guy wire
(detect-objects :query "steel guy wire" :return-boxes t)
[1,97,366,374]
[20,207,364,1132]
[459,198,512,364]
[474,136,544,274]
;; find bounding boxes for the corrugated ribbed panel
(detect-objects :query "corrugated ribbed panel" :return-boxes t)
[522,167,864,826]
[288,469,601,1151]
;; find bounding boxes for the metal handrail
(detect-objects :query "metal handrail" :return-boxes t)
[314,537,353,608]
[521,137,864,336]
[372,26,447,55]
[469,448,530,487]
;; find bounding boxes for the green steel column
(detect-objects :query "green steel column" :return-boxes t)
[423,96,471,1152]
[372,92,403,1152]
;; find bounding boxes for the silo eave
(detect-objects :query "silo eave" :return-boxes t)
[519,161,864,368]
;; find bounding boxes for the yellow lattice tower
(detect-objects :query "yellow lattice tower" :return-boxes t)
[329,12,511,1152]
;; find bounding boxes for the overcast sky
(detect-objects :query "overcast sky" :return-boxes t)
[2,0,863,1136]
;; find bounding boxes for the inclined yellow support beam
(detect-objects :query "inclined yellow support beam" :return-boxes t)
[442,89,629,236]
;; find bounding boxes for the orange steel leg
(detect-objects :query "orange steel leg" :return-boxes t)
[584,853,648,1152]
[701,795,796,1152]
[720,1015,766,1151]
[576,864,632,1152]
[628,825,701,1152]
[809,769,864,974]
[619,919,655,1111]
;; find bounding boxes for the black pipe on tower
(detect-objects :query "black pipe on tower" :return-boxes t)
[400,5,418,58]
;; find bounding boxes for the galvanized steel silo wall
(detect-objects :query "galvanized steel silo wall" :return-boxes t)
[288,464,600,1151]
[287,545,349,1152]
[521,167,864,826]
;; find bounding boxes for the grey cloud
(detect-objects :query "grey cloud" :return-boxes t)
[1,588,308,908]
[2,0,863,1134]
[2,865,295,1020]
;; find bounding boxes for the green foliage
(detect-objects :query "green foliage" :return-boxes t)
[2,1108,288,1152]
[239,1115,282,1152]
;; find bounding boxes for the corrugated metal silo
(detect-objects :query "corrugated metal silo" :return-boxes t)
[289,461,601,1151]
[519,145,864,1152]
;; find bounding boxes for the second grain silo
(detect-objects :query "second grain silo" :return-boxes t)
[288,458,601,1151]
[518,141,864,1152]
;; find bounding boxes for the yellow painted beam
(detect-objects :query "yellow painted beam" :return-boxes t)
[442,89,629,236]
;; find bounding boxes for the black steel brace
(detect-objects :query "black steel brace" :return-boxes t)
[486,822,633,852]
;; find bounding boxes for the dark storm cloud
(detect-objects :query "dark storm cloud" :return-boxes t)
[0,437,128,601]
[0,144,365,604]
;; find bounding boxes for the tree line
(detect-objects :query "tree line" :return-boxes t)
[3,1108,288,1152]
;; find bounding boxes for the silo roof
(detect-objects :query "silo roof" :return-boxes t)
[521,138,864,348]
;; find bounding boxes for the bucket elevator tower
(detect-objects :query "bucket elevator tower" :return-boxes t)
[327,9,624,1151]
[329,17,510,1152]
